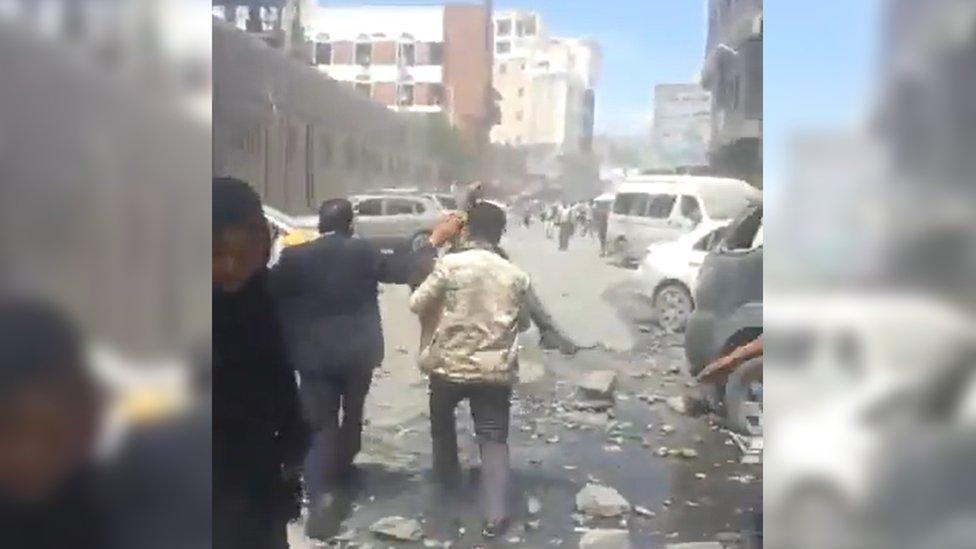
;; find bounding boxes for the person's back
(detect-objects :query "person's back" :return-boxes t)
[272,233,386,372]
[412,246,530,384]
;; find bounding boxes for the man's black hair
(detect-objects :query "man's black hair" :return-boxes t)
[468,201,507,245]
[213,177,263,236]
[318,198,354,235]
[0,298,84,399]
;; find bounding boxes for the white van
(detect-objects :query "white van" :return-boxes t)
[607,175,759,263]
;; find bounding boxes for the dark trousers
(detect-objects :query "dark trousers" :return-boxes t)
[558,223,574,250]
[428,376,512,482]
[597,224,608,255]
[300,369,373,498]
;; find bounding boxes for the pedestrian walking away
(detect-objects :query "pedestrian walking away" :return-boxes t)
[270,198,416,540]
[409,201,531,539]
[557,202,575,251]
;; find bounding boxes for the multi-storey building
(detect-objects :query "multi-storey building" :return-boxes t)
[490,11,600,159]
[701,0,762,187]
[305,4,493,147]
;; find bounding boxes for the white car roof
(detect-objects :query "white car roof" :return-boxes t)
[615,175,757,196]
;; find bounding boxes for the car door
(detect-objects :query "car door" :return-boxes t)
[672,195,704,233]
[352,197,385,239]
[384,197,419,239]
[634,192,678,250]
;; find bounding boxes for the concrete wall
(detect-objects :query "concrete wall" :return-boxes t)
[213,21,440,215]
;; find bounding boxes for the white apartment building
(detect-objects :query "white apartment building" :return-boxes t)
[650,83,712,170]
[491,10,600,156]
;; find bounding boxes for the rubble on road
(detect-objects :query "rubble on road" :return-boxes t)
[660,424,676,435]
[576,483,631,517]
[634,505,657,518]
[527,496,542,515]
[562,411,610,428]
[368,516,423,542]
[666,396,690,415]
[579,528,632,549]
[665,543,723,549]
[576,371,618,400]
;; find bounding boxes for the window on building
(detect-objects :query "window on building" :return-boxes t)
[429,42,444,64]
[498,62,507,75]
[355,42,372,65]
[356,198,383,216]
[430,84,445,106]
[645,194,677,219]
[524,16,538,36]
[515,19,524,37]
[497,19,512,36]
[496,41,511,55]
[518,87,524,97]
[355,82,372,97]
[399,42,415,66]
[315,42,332,65]
[397,84,415,106]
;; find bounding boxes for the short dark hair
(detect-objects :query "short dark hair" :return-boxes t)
[0,298,84,399]
[468,201,506,245]
[318,198,354,235]
[213,177,262,236]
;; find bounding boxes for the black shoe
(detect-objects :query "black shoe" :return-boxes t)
[482,518,511,539]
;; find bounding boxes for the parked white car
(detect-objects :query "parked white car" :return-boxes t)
[607,175,759,264]
[633,220,730,332]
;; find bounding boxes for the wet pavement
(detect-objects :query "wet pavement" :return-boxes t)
[288,223,761,548]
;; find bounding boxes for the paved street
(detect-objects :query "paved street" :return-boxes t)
[289,221,761,548]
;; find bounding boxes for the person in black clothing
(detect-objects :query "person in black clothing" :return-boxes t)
[270,198,416,539]
[0,298,108,549]
[213,177,308,549]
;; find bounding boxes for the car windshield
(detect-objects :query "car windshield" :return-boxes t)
[699,187,758,220]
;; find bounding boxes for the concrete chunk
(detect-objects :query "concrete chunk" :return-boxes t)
[576,483,631,517]
[580,529,632,549]
[369,516,423,542]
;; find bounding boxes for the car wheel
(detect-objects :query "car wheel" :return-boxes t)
[724,357,763,435]
[653,283,694,333]
[410,232,431,252]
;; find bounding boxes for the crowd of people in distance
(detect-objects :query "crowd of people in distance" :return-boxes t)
[520,199,610,255]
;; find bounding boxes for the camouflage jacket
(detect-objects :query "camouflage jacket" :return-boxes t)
[409,242,531,385]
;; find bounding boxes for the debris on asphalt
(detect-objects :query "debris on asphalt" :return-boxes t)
[579,528,632,549]
[526,520,541,531]
[666,396,691,415]
[673,447,699,459]
[546,435,561,444]
[654,446,670,457]
[369,516,423,542]
[694,473,707,480]
[563,411,610,428]
[576,483,631,517]
[665,543,723,549]
[660,424,676,435]
[527,496,542,515]
[634,505,657,518]
[576,370,618,400]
